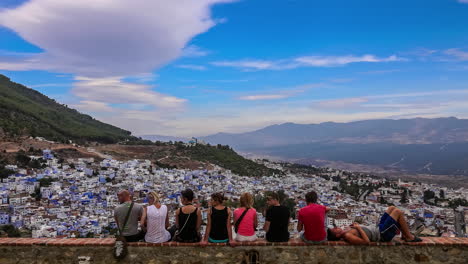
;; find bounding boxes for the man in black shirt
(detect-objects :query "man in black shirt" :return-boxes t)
[263,192,290,242]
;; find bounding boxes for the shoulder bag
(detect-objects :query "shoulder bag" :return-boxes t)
[113,202,134,260]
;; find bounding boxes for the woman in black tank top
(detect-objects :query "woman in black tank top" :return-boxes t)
[174,189,201,243]
[201,193,235,245]
[176,207,200,242]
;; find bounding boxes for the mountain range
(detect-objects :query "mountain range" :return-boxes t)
[194,118,468,176]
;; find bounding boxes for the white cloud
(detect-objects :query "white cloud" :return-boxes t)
[444,48,468,61]
[71,77,186,109]
[0,0,232,77]
[295,55,402,67]
[239,94,290,101]
[211,54,404,70]
[211,60,284,70]
[314,98,368,108]
[70,100,114,112]
[458,0,468,4]
[238,83,322,101]
[182,45,210,57]
[176,64,207,71]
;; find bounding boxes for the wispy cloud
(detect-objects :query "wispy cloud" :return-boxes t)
[238,83,322,101]
[182,45,210,57]
[458,0,468,4]
[295,54,402,67]
[211,54,405,71]
[176,64,207,71]
[444,48,468,61]
[29,83,69,88]
[239,94,291,101]
[71,77,186,109]
[359,69,401,75]
[211,60,281,70]
[314,98,369,108]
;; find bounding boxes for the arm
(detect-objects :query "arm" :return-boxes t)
[175,208,180,229]
[165,209,170,229]
[253,212,258,230]
[196,208,202,231]
[343,225,370,245]
[202,208,212,242]
[264,221,271,232]
[227,208,235,245]
[140,207,147,231]
[114,216,120,231]
[297,220,303,232]
[114,209,120,230]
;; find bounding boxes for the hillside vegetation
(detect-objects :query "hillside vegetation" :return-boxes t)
[180,143,282,177]
[0,74,135,143]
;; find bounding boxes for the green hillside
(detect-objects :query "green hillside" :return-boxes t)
[0,74,135,143]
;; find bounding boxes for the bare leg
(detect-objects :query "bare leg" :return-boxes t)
[389,208,414,240]
[386,206,397,215]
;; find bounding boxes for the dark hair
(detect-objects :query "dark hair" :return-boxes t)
[305,191,318,204]
[181,189,194,201]
[327,229,340,241]
[211,192,226,204]
[267,192,279,201]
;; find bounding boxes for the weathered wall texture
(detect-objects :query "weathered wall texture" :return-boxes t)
[0,238,467,264]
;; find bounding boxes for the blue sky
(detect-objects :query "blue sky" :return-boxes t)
[1,0,468,136]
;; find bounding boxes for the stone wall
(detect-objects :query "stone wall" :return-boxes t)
[0,237,467,264]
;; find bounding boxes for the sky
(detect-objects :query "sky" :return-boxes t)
[1,0,468,137]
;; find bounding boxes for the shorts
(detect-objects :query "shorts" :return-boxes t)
[208,237,229,243]
[300,232,327,244]
[378,212,401,242]
[235,233,257,242]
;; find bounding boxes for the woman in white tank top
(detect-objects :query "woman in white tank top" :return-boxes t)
[140,191,171,243]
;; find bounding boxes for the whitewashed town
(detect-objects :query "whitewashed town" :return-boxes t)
[0,146,467,240]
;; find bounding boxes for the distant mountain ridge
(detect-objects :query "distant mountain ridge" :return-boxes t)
[0,74,135,143]
[201,117,468,149]
[200,117,468,176]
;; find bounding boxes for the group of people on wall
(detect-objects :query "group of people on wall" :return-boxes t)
[114,189,422,245]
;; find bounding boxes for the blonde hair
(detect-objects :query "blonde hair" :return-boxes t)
[239,193,253,209]
[148,191,160,204]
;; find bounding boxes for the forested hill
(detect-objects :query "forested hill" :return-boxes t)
[0,74,135,144]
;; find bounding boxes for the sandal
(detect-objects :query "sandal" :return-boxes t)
[405,235,422,242]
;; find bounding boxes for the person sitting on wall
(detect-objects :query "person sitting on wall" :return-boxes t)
[114,190,144,242]
[264,192,290,242]
[234,193,258,242]
[327,206,423,244]
[297,190,329,243]
[140,191,172,243]
[201,193,235,246]
[173,189,202,243]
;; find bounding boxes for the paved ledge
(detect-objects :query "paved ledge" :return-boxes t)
[1,237,467,264]
[0,237,467,247]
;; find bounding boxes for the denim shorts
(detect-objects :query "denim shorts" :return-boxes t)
[300,232,327,244]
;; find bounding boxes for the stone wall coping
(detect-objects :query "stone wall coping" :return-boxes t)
[0,237,467,247]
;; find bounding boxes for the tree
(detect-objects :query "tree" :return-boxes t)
[449,198,468,209]
[423,190,435,201]
[0,166,14,179]
[400,190,408,204]
[253,194,267,213]
[0,225,21,237]
[282,198,297,219]
[439,190,445,199]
